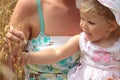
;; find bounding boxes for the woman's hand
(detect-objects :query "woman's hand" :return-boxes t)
[6,28,25,42]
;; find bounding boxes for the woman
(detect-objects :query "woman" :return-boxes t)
[7,0,82,80]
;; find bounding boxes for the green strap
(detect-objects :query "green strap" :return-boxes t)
[36,0,45,34]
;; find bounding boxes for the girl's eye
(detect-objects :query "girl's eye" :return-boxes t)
[88,21,95,25]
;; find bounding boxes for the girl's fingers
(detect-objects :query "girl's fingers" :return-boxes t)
[11,42,27,55]
[20,58,26,66]
[107,78,120,80]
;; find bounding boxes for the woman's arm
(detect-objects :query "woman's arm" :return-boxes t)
[5,0,33,71]
[6,0,35,42]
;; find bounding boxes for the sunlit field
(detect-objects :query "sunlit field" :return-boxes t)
[0,0,25,80]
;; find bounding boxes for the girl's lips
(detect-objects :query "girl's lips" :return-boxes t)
[84,32,91,36]
[84,32,92,40]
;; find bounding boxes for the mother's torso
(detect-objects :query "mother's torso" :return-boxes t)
[27,0,81,39]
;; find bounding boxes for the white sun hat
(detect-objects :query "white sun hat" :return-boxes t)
[98,0,120,26]
[76,0,120,26]
[76,0,80,9]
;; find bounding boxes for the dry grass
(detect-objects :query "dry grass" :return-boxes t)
[0,0,25,80]
[0,0,17,28]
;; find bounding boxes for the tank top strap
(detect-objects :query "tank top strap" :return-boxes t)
[36,0,45,34]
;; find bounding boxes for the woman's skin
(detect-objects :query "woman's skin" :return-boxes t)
[8,0,81,41]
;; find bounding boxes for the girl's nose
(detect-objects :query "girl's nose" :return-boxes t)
[80,20,88,30]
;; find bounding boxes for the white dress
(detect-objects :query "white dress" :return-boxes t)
[68,32,120,80]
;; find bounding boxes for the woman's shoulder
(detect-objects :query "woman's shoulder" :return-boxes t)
[18,0,36,7]
[15,0,37,16]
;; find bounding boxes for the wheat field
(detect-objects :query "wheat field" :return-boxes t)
[0,0,17,28]
[0,0,25,80]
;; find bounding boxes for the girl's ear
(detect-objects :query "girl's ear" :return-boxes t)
[109,21,118,32]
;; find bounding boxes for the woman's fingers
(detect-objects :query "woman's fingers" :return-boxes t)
[6,29,25,42]
[6,32,22,42]
[10,29,25,40]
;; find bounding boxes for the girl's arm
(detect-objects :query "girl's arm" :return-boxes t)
[22,35,80,64]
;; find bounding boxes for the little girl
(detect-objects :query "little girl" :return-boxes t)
[13,0,120,80]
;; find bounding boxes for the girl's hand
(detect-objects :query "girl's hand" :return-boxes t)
[18,52,30,66]
[8,39,27,55]
[107,78,120,80]
[107,78,114,80]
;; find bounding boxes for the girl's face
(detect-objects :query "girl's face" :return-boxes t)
[80,13,112,42]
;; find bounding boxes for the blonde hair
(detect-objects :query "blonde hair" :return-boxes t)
[80,0,120,38]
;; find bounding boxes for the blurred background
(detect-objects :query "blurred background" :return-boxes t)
[0,0,17,29]
[0,0,17,80]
